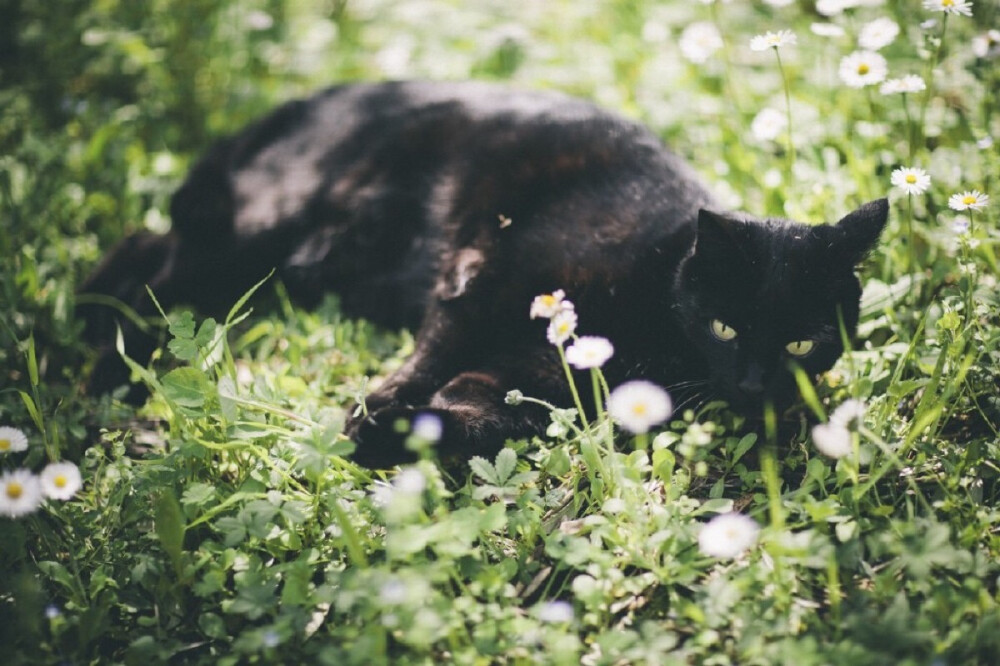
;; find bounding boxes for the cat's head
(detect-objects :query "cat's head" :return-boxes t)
[674,199,888,413]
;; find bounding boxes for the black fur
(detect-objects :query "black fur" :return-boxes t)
[78,81,888,467]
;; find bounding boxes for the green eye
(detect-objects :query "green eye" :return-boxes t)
[785,340,815,357]
[710,319,738,342]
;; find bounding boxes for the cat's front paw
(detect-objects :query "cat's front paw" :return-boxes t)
[347,407,449,468]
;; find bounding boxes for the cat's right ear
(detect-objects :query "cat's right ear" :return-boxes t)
[695,209,746,258]
[833,198,889,265]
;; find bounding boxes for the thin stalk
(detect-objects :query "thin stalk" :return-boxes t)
[918,13,949,150]
[557,343,592,437]
[774,48,796,178]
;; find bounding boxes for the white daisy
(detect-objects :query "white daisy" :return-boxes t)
[972,30,1000,58]
[750,30,797,52]
[816,0,852,17]
[411,412,443,442]
[811,22,847,38]
[0,469,43,518]
[546,309,578,345]
[859,17,899,50]
[530,289,573,319]
[537,600,575,623]
[698,512,760,559]
[751,108,788,142]
[948,190,990,211]
[922,0,974,17]
[890,167,931,195]
[607,381,673,434]
[880,75,927,95]
[678,22,724,64]
[812,422,853,458]
[565,336,614,369]
[838,50,888,88]
[392,468,427,495]
[0,426,29,454]
[829,398,866,429]
[40,462,82,501]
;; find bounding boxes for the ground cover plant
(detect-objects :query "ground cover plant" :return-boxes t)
[1,0,999,663]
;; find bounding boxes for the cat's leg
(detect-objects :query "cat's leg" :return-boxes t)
[349,345,565,468]
[78,231,182,398]
[80,229,278,399]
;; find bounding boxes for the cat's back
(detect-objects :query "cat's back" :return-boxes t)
[177,82,704,236]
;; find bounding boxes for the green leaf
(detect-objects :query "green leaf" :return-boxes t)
[25,333,38,387]
[226,269,274,326]
[161,367,211,408]
[217,376,238,421]
[18,390,44,434]
[154,489,186,577]
[469,456,498,485]
[494,448,517,485]
[730,433,757,465]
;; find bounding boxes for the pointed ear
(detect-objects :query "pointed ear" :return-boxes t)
[695,209,745,257]
[834,198,889,264]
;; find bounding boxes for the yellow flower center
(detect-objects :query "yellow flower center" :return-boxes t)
[963,195,977,205]
[857,64,870,75]
[942,0,954,6]
[0,439,9,451]
[632,403,648,416]
[6,482,23,500]
[54,475,68,488]
[541,295,556,307]
[905,174,917,184]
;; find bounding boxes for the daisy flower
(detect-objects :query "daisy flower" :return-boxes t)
[859,17,900,50]
[536,600,575,623]
[839,50,888,88]
[811,399,865,459]
[697,512,760,559]
[811,22,846,38]
[678,22,723,64]
[0,426,29,454]
[816,0,852,17]
[890,167,931,195]
[751,108,787,142]
[830,398,866,429]
[922,0,974,17]
[812,422,852,458]
[948,190,990,211]
[40,462,82,501]
[880,75,926,95]
[530,289,573,319]
[0,469,43,518]
[972,29,1000,58]
[565,336,614,369]
[607,381,673,434]
[750,30,797,51]
[547,309,578,345]
[411,412,443,442]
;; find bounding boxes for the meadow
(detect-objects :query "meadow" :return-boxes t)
[1,0,999,663]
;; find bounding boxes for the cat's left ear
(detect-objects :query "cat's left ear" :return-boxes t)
[833,198,889,264]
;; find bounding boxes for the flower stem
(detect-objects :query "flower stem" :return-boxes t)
[907,192,916,279]
[774,48,796,179]
[918,13,949,152]
[557,344,592,438]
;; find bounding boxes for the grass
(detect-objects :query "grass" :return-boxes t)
[1,0,999,663]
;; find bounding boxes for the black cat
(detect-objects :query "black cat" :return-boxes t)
[78,81,888,467]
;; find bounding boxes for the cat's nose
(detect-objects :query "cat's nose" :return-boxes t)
[738,364,765,396]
